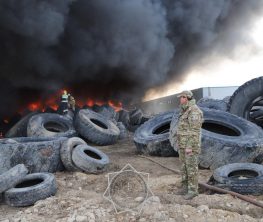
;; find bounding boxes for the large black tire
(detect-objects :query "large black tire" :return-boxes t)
[0,137,66,174]
[129,109,143,125]
[222,96,231,104]
[5,111,39,138]
[134,111,178,157]
[117,122,128,140]
[197,98,228,111]
[127,124,140,132]
[93,104,118,121]
[140,115,152,124]
[72,144,109,174]
[74,109,120,145]
[27,113,76,138]
[213,163,263,195]
[199,108,263,169]
[4,173,57,207]
[0,164,28,193]
[228,76,263,127]
[60,137,86,171]
[117,109,130,127]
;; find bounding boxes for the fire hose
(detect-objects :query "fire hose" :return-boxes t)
[138,155,263,208]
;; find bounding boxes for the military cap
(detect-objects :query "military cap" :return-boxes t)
[177,90,193,99]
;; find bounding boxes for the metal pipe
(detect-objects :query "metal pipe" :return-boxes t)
[138,155,263,208]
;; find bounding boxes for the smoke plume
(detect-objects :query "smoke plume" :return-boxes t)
[0,0,262,118]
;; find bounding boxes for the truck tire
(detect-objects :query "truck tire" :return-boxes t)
[74,109,120,145]
[72,144,109,174]
[5,111,39,138]
[0,137,66,174]
[0,164,28,193]
[60,137,86,171]
[199,108,263,169]
[213,163,263,195]
[197,98,228,111]
[117,109,130,127]
[4,173,57,207]
[129,109,143,125]
[222,96,231,104]
[93,104,118,121]
[27,113,76,138]
[117,122,128,140]
[228,76,263,127]
[134,111,178,157]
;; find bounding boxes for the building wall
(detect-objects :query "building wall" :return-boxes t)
[203,86,238,99]
[129,86,238,115]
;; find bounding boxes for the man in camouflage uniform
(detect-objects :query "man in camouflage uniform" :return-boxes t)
[169,90,203,200]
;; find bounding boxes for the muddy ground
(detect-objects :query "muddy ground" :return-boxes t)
[1,133,263,222]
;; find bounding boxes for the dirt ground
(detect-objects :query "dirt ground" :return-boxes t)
[1,133,263,222]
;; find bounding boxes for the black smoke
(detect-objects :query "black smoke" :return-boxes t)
[0,0,263,119]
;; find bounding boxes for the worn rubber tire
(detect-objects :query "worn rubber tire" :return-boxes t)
[4,173,57,207]
[127,124,140,132]
[222,96,231,104]
[117,109,130,127]
[60,137,86,171]
[117,122,128,140]
[129,109,143,125]
[199,108,263,169]
[228,76,263,127]
[72,144,109,174]
[140,115,152,124]
[134,111,178,157]
[5,111,39,138]
[74,109,120,145]
[93,104,118,121]
[253,153,263,164]
[27,113,76,138]
[197,98,228,111]
[213,163,263,195]
[0,137,66,174]
[0,164,28,193]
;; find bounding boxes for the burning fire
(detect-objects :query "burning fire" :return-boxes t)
[23,90,122,113]
[108,100,122,112]
[79,98,122,111]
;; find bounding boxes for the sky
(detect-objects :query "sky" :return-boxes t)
[143,16,263,101]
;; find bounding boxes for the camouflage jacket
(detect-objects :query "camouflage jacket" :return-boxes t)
[169,99,203,153]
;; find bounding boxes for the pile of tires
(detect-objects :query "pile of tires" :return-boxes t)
[134,108,263,169]
[213,163,263,195]
[60,137,110,174]
[0,164,57,207]
[127,108,152,132]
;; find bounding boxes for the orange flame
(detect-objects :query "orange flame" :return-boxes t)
[22,89,122,114]
[108,100,122,112]
[28,102,42,112]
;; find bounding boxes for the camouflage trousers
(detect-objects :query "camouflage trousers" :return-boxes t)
[178,148,199,194]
